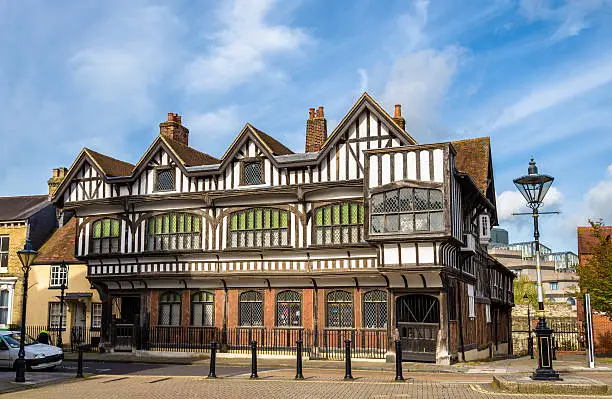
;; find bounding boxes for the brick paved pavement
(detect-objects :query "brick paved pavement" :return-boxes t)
[3,372,612,399]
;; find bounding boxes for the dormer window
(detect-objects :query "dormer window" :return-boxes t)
[242,160,263,185]
[155,168,175,191]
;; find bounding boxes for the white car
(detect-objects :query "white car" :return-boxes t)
[0,330,63,370]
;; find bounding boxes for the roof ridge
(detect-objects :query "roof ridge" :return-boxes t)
[0,194,48,199]
[248,125,294,155]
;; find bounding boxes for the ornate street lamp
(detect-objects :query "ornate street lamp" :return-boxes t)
[57,262,68,348]
[513,158,560,380]
[15,239,38,383]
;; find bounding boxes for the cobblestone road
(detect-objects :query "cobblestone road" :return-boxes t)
[3,372,612,399]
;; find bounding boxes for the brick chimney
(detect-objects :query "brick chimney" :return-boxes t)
[305,106,327,152]
[392,104,406,131]
[160,112,189,146]
[48,167,68,196]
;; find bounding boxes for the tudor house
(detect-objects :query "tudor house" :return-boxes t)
[51,93,514,363]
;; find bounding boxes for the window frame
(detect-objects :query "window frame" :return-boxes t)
[158,291,182,326]
[239,290,264,327]
[145,213,202,252]
[190,291,215,327]
[227,208,290,249]
[154,167,176,192]
[48,302,67,331]
[0,236,8,273]
[326,290,354,329]
[240,158,265,186]
[49,264,68,289]
[312,202,365,246]
[90,218,121,255]
[91,303,102,330]
[467,284,475,319]
[0,289,9,325]
[275,290,302,328]
[550,281,559,291]
[369,185,445,236]
[362,290,387,329]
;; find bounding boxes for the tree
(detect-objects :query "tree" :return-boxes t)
[514,274,538,306]
[577,220,612,317]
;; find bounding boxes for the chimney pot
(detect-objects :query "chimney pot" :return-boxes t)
[160,113,189,145]
[392,104,406,131]
[306,105,327,152]
[309,108,315,119]
[394,104,402,118]
[48,167,68,196]
[317,106,324,118]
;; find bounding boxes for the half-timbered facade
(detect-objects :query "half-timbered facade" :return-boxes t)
[51,94,513,363]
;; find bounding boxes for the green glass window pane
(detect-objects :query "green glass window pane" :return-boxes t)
[185,215,192,232]
[163,215,170,233]
[333,204,340,225]
[111,220,120,237]
[102,219,111,237]
[272,210,279,228]
[324,207,331,226]
[239,212,246,230]
[156,216,163,234]
[264,209,270,229]
[280,211,288,227]
[170,214,177,233]
[178,214,185,232]
[247,210,254,229]
[193,216,200,232]
[341,203,349,224]
[255,209,263,229]
[230,214,237,230]
[93,222,102,238]
[315,208,323,226]
[359,204,364,224]
[147,220,154,235]
[350,204,358,224]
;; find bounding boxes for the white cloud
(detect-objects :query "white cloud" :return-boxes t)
[489,56,612,132]
[607,164,612,176]
[357,69,368,93]
[584,178,612,222]
[497,187,563,221]
[184,0,308,92]
[519,0,612,41]
[185,106,242,148]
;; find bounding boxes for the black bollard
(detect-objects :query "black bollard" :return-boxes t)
[250,340,258,379]
[295,339,304,380]
[344,339,353,380]
[394,339,404,381]
[76,344,84,378]
[208,341,217,378]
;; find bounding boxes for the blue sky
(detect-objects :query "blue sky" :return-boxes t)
[1,0,611,252]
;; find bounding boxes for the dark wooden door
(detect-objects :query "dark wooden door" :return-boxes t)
[396,294,440,362]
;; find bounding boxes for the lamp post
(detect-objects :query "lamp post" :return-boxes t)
[57,262,67,348]
[513,158,560,381]
[15,239,38,383]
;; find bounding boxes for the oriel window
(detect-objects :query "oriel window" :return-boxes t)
[91,219,120,254]
[145,213,201,251]
[314,202,364,245]
[229,208,289,248]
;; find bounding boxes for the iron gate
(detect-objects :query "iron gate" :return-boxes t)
[396,294,440,362]
[512,317,584,356]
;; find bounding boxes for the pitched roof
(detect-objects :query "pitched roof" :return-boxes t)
[0,195,50,221]
[84,148,135,177]
[250,126,294,156]
[577,225,612,256]
[33,217,83,264]
[452,137,491,195]
[161,136,221,166]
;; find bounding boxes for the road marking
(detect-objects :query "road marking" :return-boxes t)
[149,377,172,384]
[101,377,129,383]
[96,368,111,372]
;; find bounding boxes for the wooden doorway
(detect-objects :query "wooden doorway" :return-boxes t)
[396,294,440,362]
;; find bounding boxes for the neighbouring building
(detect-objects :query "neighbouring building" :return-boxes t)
[489,227,509,247]
[577,224,612,355]
[28,217,101,347]
[0,191,58,328]
[489,242,579,305]
[50,93,514,364]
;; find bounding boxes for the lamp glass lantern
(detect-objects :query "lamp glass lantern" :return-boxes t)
[513,158,554,209]
[14,239,37,383]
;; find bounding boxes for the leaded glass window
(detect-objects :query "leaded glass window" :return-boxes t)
[326,290,353,328]
[314,202,364,245]
[239,291,263,326]
[229,208,289,248]
[145,213,201,251]
[276,290,301,327]
[370,188,444,234]
[91,218,121,254]
[156,169,175,191]
[191,291,214,327]
[243,161,263,185]
[159,291,181,326]
[363,290,387,329]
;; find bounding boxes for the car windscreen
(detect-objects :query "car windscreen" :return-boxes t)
[2,333,36,348]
